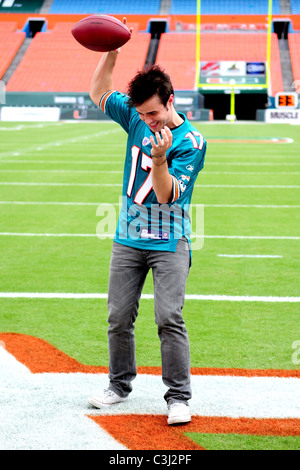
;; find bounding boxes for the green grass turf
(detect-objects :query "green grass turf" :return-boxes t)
[185,433,300,450]
[0,121,299,371]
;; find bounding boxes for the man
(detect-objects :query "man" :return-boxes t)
[88,20,206,425]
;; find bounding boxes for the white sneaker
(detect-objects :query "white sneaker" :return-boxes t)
[88,389,126,409]
[167,402,191,425]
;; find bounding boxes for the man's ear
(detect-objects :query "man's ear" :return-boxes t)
[169,94,174,105]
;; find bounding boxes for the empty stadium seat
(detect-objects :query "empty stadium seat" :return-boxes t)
[0,22,25,79]
[49,0,161,14]
[288,33,300,86]
[155,33,197,90]
[290,0,300,14]
[6,23,150,93]
[156,32,283,95]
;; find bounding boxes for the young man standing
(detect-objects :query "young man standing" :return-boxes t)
[88,23,206,425]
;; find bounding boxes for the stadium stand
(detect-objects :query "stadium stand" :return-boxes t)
[289,33,300,85]
[49,0,161,14]
[0,22,25,79]
[170,0,281,15]
[156,32,283,95]
[0,0,292,109]
[290,0,300,14]
[0,0,44,13]
[5,22,150,93]
[155,33,197,90]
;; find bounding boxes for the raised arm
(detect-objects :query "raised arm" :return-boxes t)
[90,17,132,106]
[90,50,119,106]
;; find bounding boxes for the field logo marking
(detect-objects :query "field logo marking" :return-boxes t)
[0,333,299,450]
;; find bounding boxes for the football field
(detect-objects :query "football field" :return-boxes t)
[0,120,299,450]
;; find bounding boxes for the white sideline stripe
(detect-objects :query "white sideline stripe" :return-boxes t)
[0,233,299,240]
[1,201,300,209]
[0,292,299,302]
[217,254,283,258]
[0,182,300,189]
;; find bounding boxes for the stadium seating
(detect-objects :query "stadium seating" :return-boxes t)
[156,32,283,95]
[0,1,288,98]
[5,23,150,93]
[288,33,300,85]
[170,0,281,15]
[155,33,197,90]
[290,0,300,14]
[0,22,25,79]
[0,0,44,13]
[49,0,161,14]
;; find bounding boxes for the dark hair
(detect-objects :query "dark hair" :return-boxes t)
[127,65,174,108]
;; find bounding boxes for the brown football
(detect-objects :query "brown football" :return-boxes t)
[71,14,131,52]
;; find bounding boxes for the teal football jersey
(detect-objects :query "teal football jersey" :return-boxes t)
[100,90,206,252]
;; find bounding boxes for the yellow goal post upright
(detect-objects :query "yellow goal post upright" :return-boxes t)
[196,0,273,120]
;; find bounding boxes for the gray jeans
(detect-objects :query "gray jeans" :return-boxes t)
[106,237,192,404]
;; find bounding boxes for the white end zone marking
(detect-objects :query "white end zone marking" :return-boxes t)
[0,346,299,450]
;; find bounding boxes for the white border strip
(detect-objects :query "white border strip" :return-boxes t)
[0,292,299,302]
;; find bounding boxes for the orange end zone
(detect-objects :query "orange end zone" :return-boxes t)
[0,332,299,378]
[89,414,300,450]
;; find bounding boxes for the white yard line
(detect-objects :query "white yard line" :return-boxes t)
[204,171,300,174]
[0,128,121,160]
[194,184,300,189]
[204,204,300,208]
[0,182,299,189]
[208,162,300,166]
[0,233,299,240]
[0,201,299,209]
[0,160,123,164]
[0,160,299,166]
[217,254,283,258]
[0,201,102,206]
[0,123,63,131]
[1,169,300,175]
[1,160,299,166]
[0,182,122,186]
[203,235,300,240]
[0,169,123,174]
[0,292,299,302]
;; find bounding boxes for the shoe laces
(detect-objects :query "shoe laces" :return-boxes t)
[103,389,117,398]
[168,402,187,410]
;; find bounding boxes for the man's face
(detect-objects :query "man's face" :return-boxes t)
[136,94,173,133]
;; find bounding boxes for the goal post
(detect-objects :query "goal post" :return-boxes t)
[196,0,274,119]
